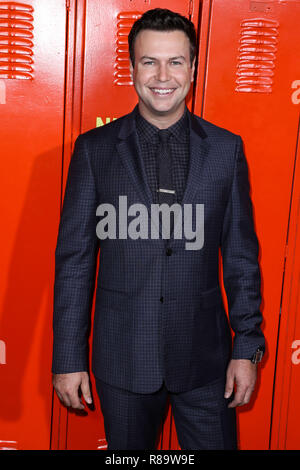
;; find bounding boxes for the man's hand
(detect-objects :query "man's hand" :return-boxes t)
[52,372,92,410]
[224,359,257,408]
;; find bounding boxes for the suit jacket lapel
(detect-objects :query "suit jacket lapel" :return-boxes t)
[172,111,209,242]
[116,106,154,208]
[181,110,209,206]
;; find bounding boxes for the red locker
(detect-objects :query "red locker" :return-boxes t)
[0,0,67,449]
[270,108,300,449]
[194,0,300,450]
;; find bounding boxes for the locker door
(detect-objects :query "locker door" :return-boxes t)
[270,116,300,450]
[0,0,67,449]
[50,0,201,450]
[193,0,300,449]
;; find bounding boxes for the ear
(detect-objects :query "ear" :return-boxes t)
[129,61,134,81]
[191,57,196,82]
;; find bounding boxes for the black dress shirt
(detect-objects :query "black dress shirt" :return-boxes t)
[135,107,190,205]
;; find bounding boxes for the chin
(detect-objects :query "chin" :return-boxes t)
[152,106,173,115]
[150,101,177,114]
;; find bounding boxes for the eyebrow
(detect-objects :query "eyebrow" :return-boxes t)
[140,55,186,62]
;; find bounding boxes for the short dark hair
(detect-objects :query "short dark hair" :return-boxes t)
[128,8,197,67]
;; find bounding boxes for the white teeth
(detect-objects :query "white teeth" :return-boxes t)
[152,88,174,94]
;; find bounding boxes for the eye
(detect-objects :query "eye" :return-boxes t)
[171,61,182,66]
[143,61,155,66]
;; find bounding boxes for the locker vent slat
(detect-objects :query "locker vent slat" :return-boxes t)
[114,11,141,86]
[0,2,34,80]
[235,18,279,93]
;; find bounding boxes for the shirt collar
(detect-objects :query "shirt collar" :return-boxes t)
[135,106,189,143]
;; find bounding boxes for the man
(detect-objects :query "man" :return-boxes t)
[52,9,265,450]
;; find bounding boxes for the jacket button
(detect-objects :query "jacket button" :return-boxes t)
[160,296,164,303]
[166,248,172,256]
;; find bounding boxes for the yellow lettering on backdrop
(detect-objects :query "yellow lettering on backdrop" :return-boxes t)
[96,117,117,127]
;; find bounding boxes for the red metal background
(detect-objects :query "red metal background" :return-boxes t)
[194,0,300,450]
[0,0,67,450]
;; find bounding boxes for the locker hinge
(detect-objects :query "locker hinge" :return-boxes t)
[284,243,289,259]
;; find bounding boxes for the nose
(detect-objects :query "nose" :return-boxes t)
[156,63,170,82]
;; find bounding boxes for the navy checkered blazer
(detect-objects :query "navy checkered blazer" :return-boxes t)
[52,106,265,393]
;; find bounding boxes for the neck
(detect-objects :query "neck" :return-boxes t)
[138,102,186,129]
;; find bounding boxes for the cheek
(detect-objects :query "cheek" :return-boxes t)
[184,74,194,87]
[134,71,150,86]
[174,70,193,85]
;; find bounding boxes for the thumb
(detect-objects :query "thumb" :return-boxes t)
[224,370,234,399]
[81,374,92,404]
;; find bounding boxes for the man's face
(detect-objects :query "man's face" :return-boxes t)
[130,29,195,126]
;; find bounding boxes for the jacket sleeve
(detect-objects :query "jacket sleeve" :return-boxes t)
[52,135,99,373]
[220,135,265,359]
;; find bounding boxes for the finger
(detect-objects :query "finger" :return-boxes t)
[228,387,247,408]
[67,390,85,410]
[242,386,254,406]
[60,392,72,408]
[55,390,63,402]
[224,373,234,399]
[81,376,92,405]
[54,388,70,407]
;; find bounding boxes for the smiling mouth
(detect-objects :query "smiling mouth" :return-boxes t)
[149,88,176,96]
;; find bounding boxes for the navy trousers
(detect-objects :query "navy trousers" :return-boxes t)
[95,377,237,450]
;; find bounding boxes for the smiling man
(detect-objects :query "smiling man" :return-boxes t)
[52,9,265,450]
[130,28,195,126]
